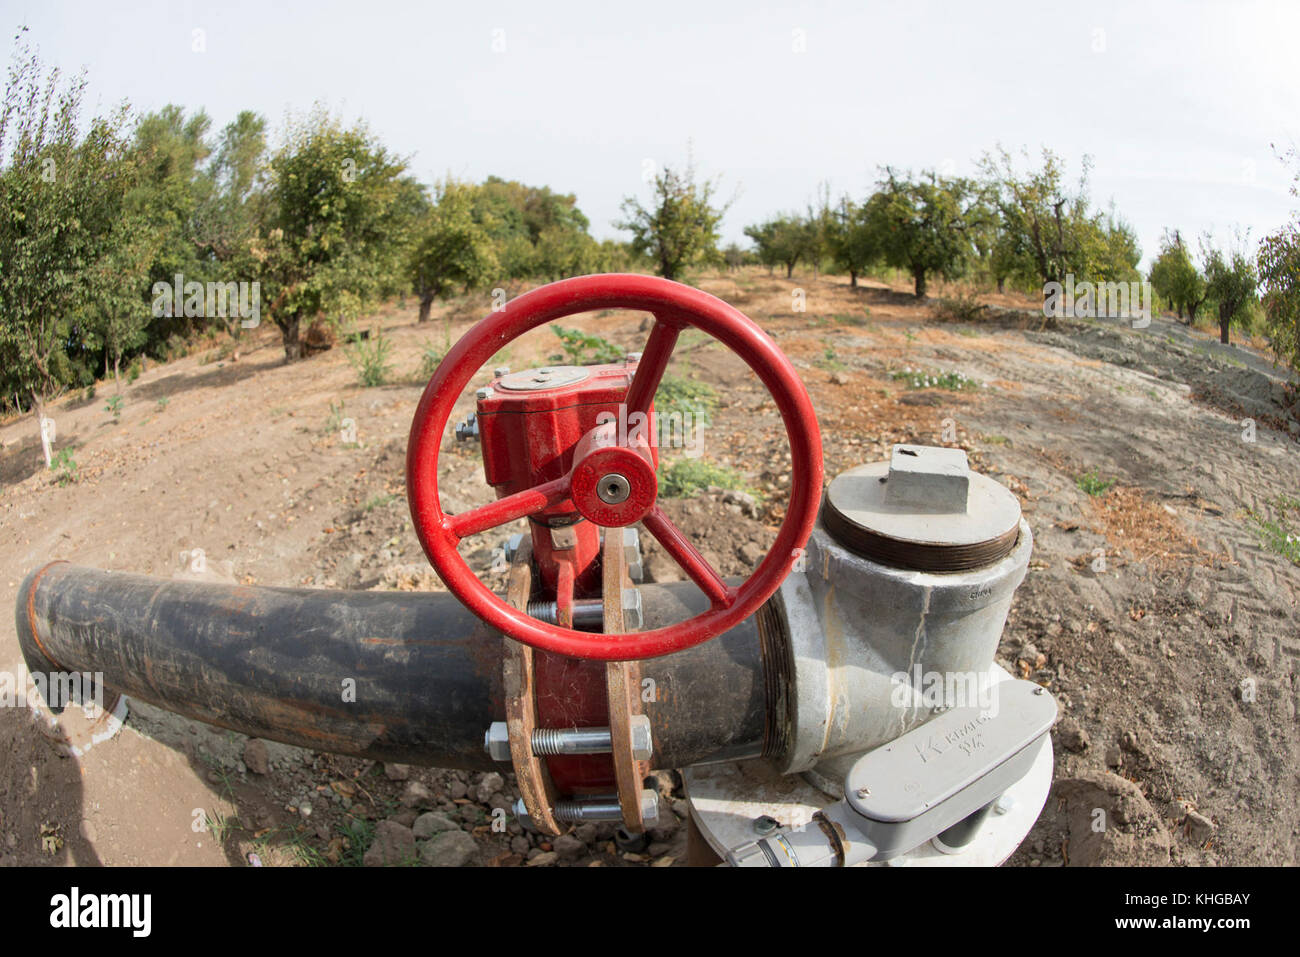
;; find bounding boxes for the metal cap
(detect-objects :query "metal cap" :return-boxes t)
[823,445,1021,572]
[496,366,589,392]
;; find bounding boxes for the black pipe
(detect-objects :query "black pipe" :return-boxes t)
[16,562,771,771]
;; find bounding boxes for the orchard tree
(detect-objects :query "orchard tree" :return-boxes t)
[253,110,409,360]
[1257,147,1300,373]
[979,146,1098,288]
[1202,235,1258,345]
[408,180,499,321]
[617,160,728,282]
[744,215,807,278]
[827,198,880,288]
[867,168,981,298]
[0,34,138,445]
[1149,230,1206,321]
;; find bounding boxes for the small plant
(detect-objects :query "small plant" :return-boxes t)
[51,447,77,486]
[156,397,170,412]
[205,811,235,844]
[82,384,96,402]
[336,816,375,867]
[933,292,987,323]
[833,309,871,327]
[126,356,143,383]
[658,458,758,500]
[325,399,347,434]
[1246,495,1300,566]
[363,492,399,512]
[890,367,980,390]
[655,375,717,426]
[417,342,445,381]
[345,327,393,387]
[552,326,623,365]
[1076,469,1117,497]
[104,394,124,421]
[816,346,846,372]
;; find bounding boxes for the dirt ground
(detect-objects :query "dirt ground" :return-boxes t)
[2,268,1297,867]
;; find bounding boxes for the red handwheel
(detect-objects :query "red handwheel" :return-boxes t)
[406,274,823,660]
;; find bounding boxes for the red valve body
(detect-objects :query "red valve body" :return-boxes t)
[477,361,658,594]
[477,362,657,794]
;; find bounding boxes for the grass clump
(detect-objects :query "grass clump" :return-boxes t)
[658,458,757,500]
[933,291,988,323]
[345,327,393,387]
[655,375,717,426]
[1246,495,1300,565]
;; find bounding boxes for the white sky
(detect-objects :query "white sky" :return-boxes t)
[6,0,1298,268]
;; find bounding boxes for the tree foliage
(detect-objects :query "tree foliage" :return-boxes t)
[617,160,728,282]
[408,180,498,322]
[1258,149,1300,372]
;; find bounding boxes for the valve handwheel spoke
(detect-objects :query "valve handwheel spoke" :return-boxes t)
[641,506,734,609]
[407,274,823,661]
[445,474,571,540]
[623,317,682,417]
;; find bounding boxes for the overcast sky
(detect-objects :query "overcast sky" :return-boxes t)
[7,0,1297,268]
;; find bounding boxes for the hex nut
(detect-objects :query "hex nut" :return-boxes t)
[639,789,660,825]
[621,587,643,631]
[485,721,511,762]
[629,714,653,761]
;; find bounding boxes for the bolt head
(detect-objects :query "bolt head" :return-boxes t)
[993,793,1017,816]
[493,366,511,377]
[475,387,492,400]
[753,815,779,835]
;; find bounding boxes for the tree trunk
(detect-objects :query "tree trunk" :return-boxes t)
[32,391,51,468]
[913,267,927,299]
[849,270,858,288]
[113,354,121,392]
[280,314,303,362]
[785,263,794,279]
[418,290,434,323]
[997,277,1005,294]
[1219,305,1231,345]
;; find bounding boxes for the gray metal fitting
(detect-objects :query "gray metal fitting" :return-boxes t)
[504,533,524,562]
[475,387,492,400]
[513,790,658,828]
[493,366,511,377]
[485,721,511,761]
[621,587,643,631]
[622,528,643,582]
[455,412,479,441]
